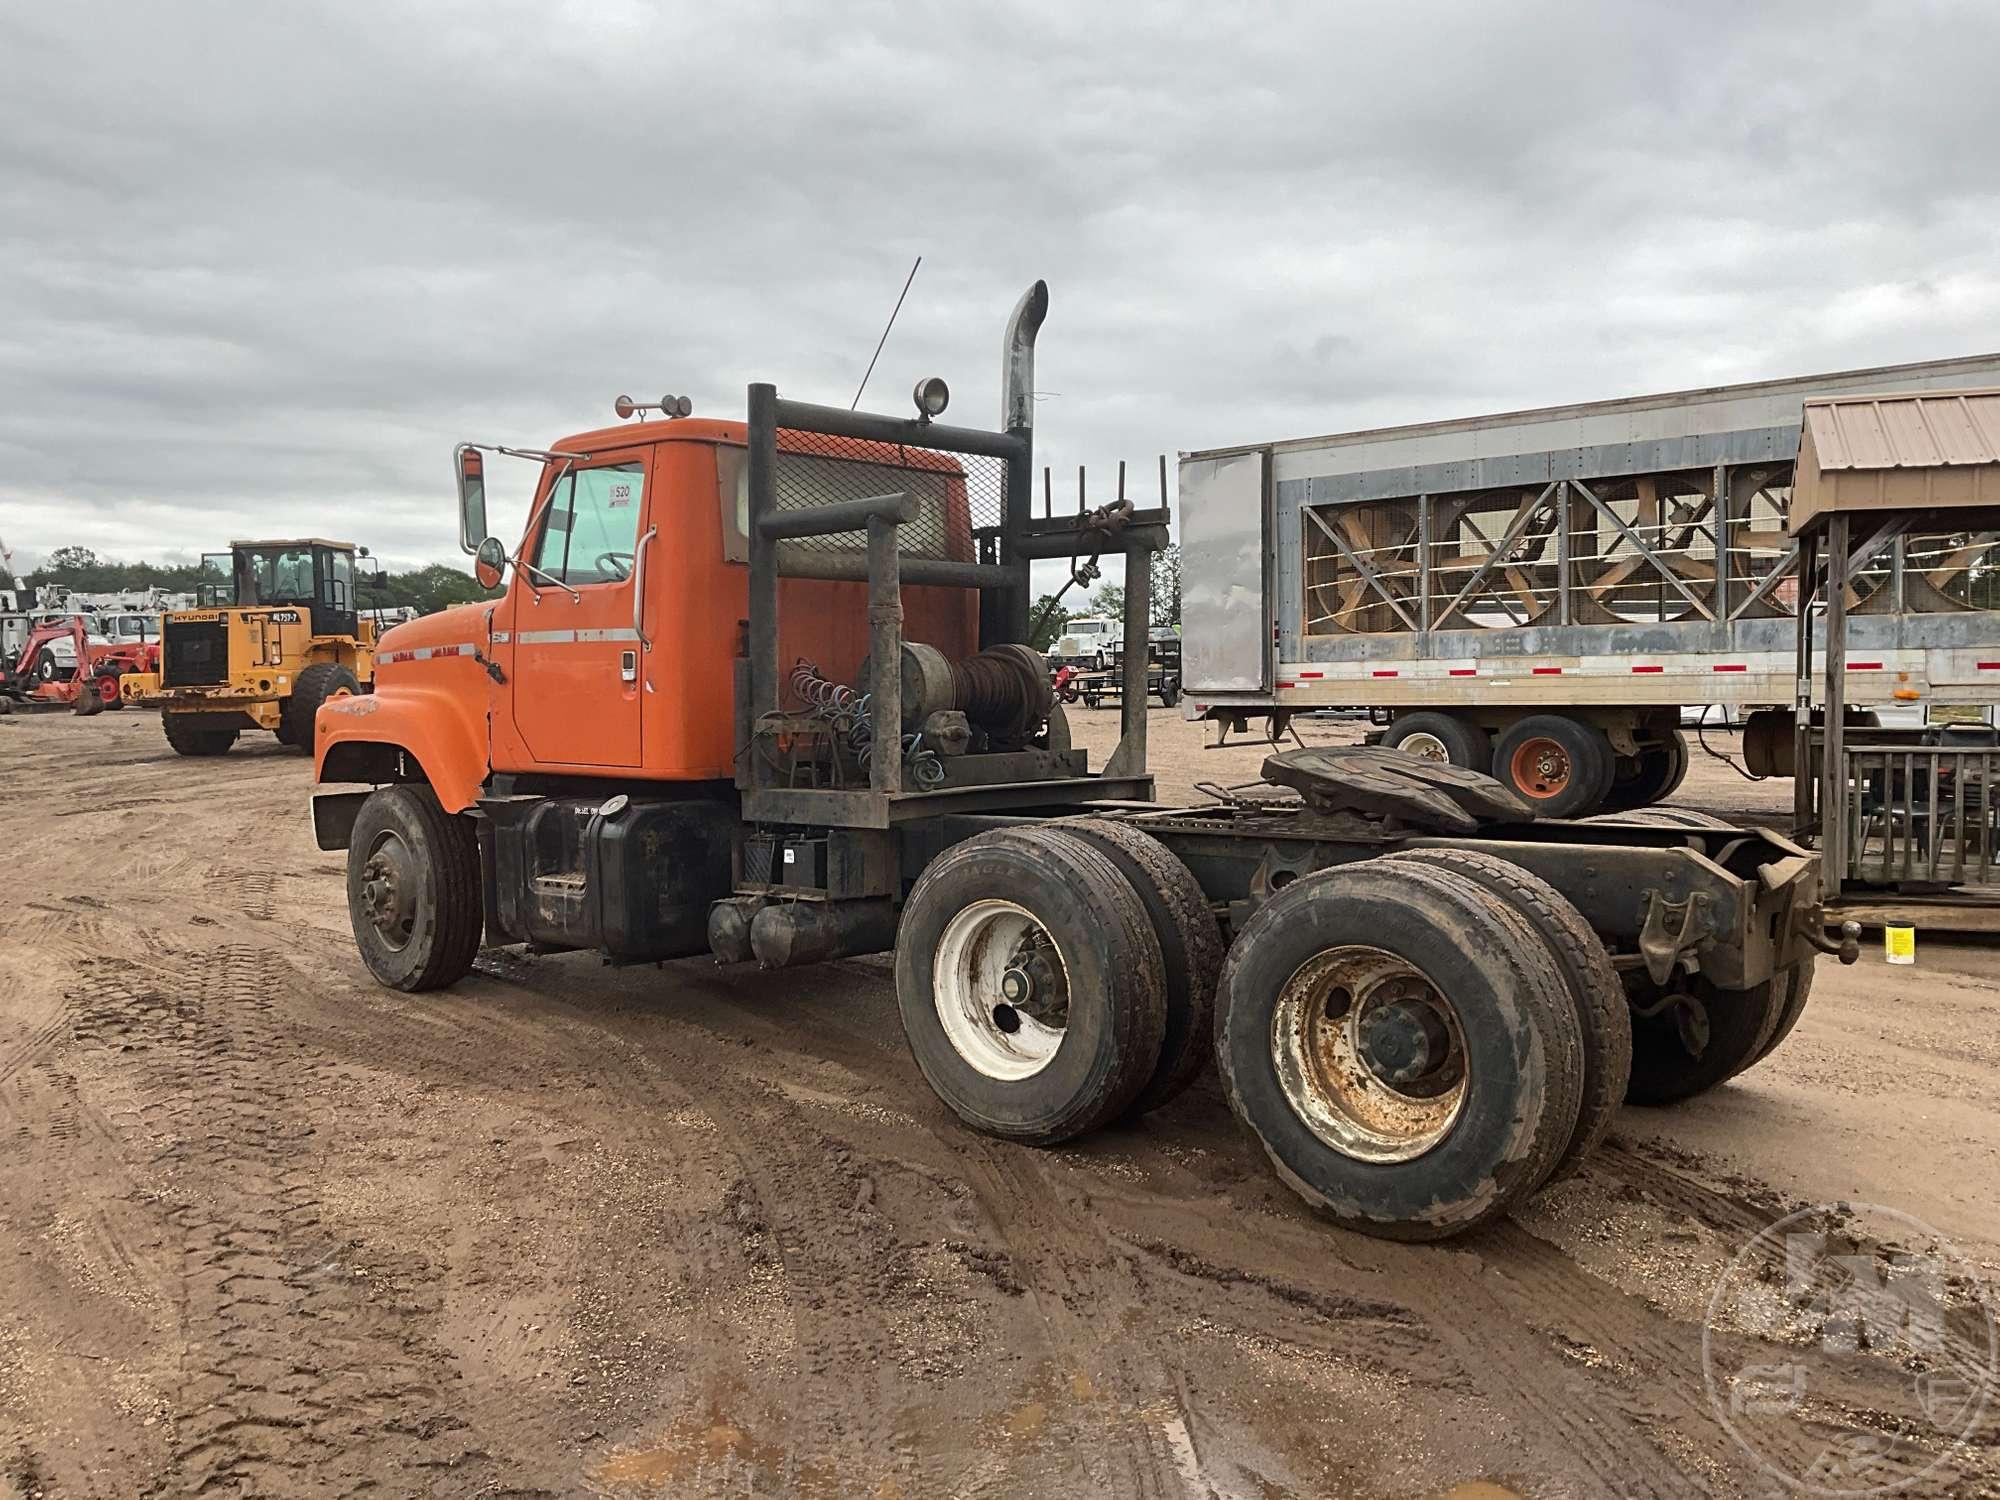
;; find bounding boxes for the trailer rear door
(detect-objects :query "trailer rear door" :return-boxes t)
[1180,450,1270,692]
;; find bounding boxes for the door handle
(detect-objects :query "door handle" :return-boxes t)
[632,526,657,651]
[620,649,638,683]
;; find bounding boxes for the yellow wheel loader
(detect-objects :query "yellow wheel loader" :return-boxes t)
[121,538,378,757]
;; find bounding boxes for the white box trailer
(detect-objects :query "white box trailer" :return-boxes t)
[1180,352,2000,815]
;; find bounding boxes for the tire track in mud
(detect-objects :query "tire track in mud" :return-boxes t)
[65,942,523,1499]
[323,967,927,1495]
[640,963,1207,1499]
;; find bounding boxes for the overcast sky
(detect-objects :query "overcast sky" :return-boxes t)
[3,1,1997,581]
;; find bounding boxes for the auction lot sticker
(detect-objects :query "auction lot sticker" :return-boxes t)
[1703,1203,1997,1494]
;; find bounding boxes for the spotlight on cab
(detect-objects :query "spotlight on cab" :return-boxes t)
[912,376,950,421]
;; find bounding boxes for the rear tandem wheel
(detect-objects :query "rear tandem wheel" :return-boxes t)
[1385,846,1631,1179]
[893,826,1168,1146]
[1214,860,1585,1240]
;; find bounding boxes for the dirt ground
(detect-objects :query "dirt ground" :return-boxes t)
[1,704,1995,1498]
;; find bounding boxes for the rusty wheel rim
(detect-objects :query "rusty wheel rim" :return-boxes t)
[1509,736,1572,799]
[1271,945,1468,1162]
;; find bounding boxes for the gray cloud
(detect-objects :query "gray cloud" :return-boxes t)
[3,0,1997,581]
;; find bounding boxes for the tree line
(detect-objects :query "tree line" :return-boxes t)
[12,546,498,616]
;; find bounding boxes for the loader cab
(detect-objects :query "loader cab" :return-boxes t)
[210,539,363,638]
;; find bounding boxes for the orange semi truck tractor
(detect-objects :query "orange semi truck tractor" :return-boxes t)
[310,284,1853,1242]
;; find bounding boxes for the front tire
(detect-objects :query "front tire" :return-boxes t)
[346,786,483,992]
[286,662,361,757]
[163,713,238,757]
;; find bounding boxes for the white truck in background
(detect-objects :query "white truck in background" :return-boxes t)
[1049,613,1123,670]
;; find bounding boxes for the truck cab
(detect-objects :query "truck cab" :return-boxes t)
[316,413,979,806]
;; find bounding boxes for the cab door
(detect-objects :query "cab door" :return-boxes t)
[508,449,654,768]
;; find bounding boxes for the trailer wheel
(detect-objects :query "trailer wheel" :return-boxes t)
[1492,715,1613,818]
[1215,861,1584,1240]
[285,662,360,756]
[1623,973,1787,1105]
[1383,712,1490,770]
[1053,818,1224,1117]
[346,785,483,993]
[894,827,1167,1145]
[1385,847,1630,1178]
[162,714,238,757]
[1600,731,1691,813]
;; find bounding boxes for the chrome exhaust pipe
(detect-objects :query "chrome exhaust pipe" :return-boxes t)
[1001,280,1048,433]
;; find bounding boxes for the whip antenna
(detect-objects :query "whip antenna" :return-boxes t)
[851,255,922,410]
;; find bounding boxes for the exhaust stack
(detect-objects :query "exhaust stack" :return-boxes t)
[1001,280,1048,434]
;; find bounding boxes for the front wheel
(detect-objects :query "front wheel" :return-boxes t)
[346,786,483,992]
[286,662,361,757]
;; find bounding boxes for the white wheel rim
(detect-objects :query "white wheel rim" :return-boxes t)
[933,899,1069,1080]
[1271,945,1469,1163]
[1398,731,1450,763]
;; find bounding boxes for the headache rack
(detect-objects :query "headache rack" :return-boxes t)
[735,282,1170,831]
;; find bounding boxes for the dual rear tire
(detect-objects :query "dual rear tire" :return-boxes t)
[900,826,1632,1240]
[893,819,1224,1145]
[1214,851,1627,1239]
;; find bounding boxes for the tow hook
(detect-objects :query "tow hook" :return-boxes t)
[1637,890,1711,985]
[1800,911,1863,965]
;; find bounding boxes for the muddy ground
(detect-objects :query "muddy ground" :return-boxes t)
[0,705,1995,1498]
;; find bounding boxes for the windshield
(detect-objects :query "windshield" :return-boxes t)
[239,546,317,606]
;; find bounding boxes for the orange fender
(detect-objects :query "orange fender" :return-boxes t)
[315,684,488,813]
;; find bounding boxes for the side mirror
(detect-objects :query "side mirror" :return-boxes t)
[456,444,489,554]
[474,535,508,591]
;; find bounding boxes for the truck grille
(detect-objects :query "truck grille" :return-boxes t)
[162,618,228,686]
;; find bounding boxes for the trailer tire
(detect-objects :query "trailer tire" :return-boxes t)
[1385,847,1630,1179]
[1600,732,1691,813]
[1053,818,1223,1117]
[1623,973,1787,1105]
[1159,682,1180,709]
[346,785,483,993]
[1215,861,1584,1240]
[1384,712,1489,770]
[1492,715,1613,818]
[286,662,361,757]
[163,714,238,757]
[895,827,1167,1145]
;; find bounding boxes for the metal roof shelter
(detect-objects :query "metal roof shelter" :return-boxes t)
[1791,389,2000,918]
[1792,389,2000,535]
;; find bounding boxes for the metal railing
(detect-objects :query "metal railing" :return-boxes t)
[1834,740,2000,888]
